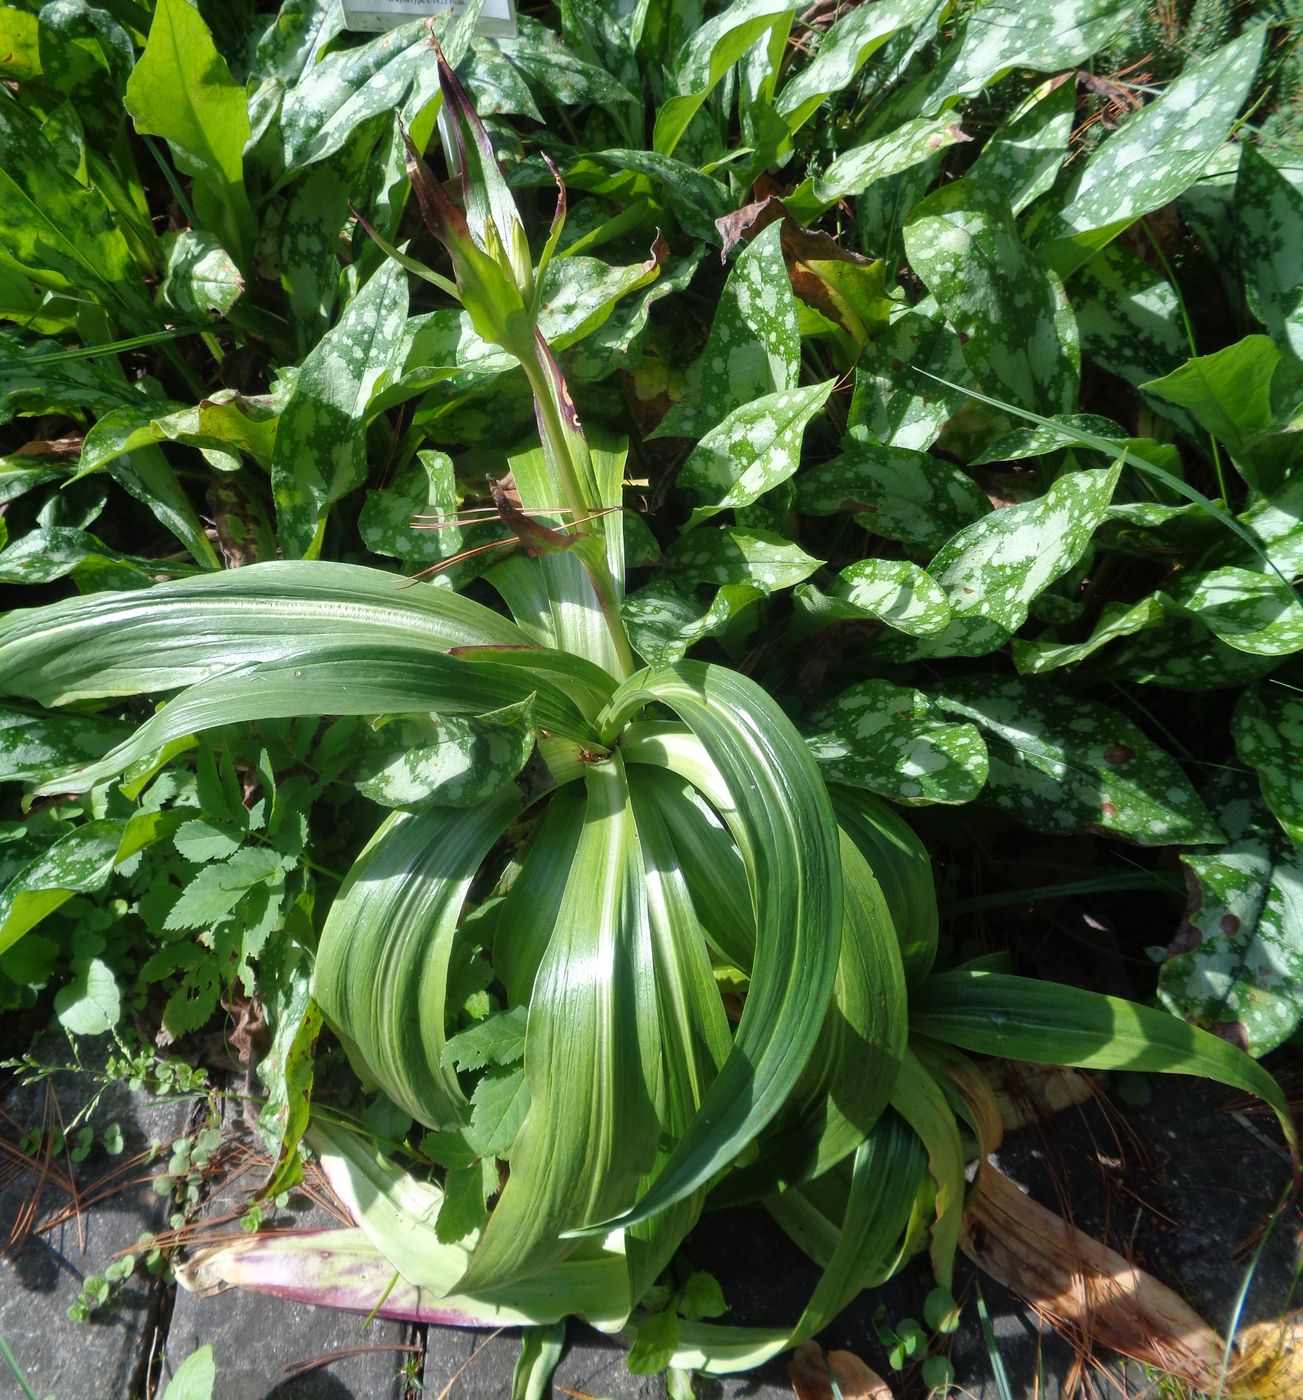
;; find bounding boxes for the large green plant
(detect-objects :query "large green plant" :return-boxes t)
[1,50,1296,1381]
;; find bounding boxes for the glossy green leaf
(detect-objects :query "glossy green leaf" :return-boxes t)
[0,8,40,80]
[0,561,526,705]
[807,680,988,807]
[928,674,1221,844]
[969,77,1075,216]
[1233,684,1303,843]
[679,380,835,528]
[1036,28,1265,275]
[668,526,820,595]
[315,788,521,1130]
[272,260,408,557]
[1237,146,1303,362]
[796,438,989,555]
[914,969,1296,1158]
[903,465,1120,658]
[1165,567,1303,657]
[904,179,1079,414]
[653,0,798,156]
[654,222,798,440]
[784,116,970,223]
[125,0,255,267]
[1159,778,1303,1058]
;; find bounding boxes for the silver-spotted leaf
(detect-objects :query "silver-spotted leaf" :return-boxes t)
[904,178,1079,414]
[1165,567,1303,657]
[622,579,760,665]
[667,526,821,595]
[903,466,1120,658]
[1036,28,1265,275]
[1159,777,1303,1057]
[797,437,989,554]
[679,380,835,528]
[929,677,1220,844]
[825,558,951,637]
[360,450,462,565]
[1236,146,1303,362]
[654,222,798,440]
[158,230,244,319]
[807,680,988,806]
[1012,596,1166,674]
[1233,684,1303,844]
[968,77,1075,216]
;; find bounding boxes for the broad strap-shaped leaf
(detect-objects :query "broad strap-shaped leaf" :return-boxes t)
[654,222,799,440]
[272,259,409,557]
[912,969,1298,1162]
[652,0,799,156]
[888,1052,964,1289]
[31,643,594,793]
[598,663,843,1229]
[1237,146,1303,363]
[1034,28,1265,276]
[457,754,662,1293]
[899,465,1120,658]
[905,179,1079,414]
[796,437,990,555]
[807,680,988,808]
[1159,777,1303,1058]
[0,562,526,705]
[679,380,835,528]
[125,0,256,268]
[927,674,1221,845]
[314,788,520,1130]
[832,787,939,986]
[1233,684,1303,844]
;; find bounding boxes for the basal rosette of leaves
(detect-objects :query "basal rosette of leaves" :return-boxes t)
[1,0,1301,1383]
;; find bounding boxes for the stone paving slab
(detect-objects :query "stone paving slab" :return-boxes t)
[0,1039,192,1400]
[161,1096,414,1400]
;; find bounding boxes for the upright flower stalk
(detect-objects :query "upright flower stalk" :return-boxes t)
[394,47,637,678]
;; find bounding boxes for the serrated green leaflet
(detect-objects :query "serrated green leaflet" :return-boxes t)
[913,970,1296,1160]
[1159,777,1303,1058]
[927,675,1220,844]
[1036,28,1265,275]
[654,223,798,440]
[272,259,408,557]
[796,438,989,555]
[125,0,254,268]
[897,465,1119,658]
[807,680,988,807]
[679,380,835,528]
[905,179,1079,414]
[1233,684,1303,843]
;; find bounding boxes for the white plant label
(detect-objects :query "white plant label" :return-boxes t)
[341,0,517,38]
